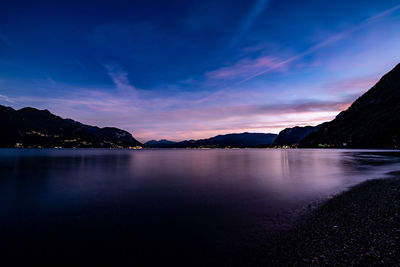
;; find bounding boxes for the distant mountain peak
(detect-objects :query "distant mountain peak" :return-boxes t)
[274,124,324,146]
[146,132,278,148]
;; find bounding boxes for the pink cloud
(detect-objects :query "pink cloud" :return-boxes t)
[3,60,363,142]
[8,86,352,142]
[323,76,378,95]
[237,3,400,84]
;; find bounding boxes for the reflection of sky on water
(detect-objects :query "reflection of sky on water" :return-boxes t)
[1,149,400,263]
[1,149,400,214]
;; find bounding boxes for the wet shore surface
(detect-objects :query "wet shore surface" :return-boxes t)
[252,176,400,266]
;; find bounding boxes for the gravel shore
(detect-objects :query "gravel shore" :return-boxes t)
[247,177,400,266]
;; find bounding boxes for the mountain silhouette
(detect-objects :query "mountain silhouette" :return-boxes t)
[146,132,278,148]
[0,105,142,148]
[274,123,325,146]
[145,139,178,148]
[301,63,400,148]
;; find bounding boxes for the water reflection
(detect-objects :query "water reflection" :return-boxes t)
[0,148,400,264]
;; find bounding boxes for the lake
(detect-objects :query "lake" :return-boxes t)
[1,149,400,264]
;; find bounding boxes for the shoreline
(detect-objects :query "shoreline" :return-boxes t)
[251,176,400,266]
[2,147,400,151]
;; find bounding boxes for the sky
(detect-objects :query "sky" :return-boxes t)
[1,0,400,142]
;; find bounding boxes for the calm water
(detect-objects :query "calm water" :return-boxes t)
[1,149,400,264]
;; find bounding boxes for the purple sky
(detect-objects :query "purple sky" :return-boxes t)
[1,0,400,142]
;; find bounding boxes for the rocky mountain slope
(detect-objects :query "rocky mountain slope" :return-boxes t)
[301,63,400,148]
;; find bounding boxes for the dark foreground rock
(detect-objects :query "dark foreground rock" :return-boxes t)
[260,178,400,266]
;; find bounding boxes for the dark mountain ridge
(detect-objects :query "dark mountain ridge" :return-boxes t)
[144,139,178,148]
[301,63,400,148]
[0,105,142,148]
[273,123,325,146]
[146,132,278,148]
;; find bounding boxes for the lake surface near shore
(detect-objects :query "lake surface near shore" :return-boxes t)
[1,148,400,264]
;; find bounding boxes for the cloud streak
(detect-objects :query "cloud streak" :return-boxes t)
[233,3,400,84]
[0,94,15,103]
[206,56,287,80]
[0,31,14,48]
[230,0,270,47]
[105,65,137,95]
[5,79,355,142]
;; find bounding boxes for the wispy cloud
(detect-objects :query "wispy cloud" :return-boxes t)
[0,30,14,48]
[206,56,287,80]
[0,93,15,103]
[230,0,270,47]
[322,76,378,95]
[8,80,354,142]
[105,65,137,94]
[231,3,400,84]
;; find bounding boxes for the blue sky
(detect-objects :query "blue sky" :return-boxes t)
[1,0,400,141]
